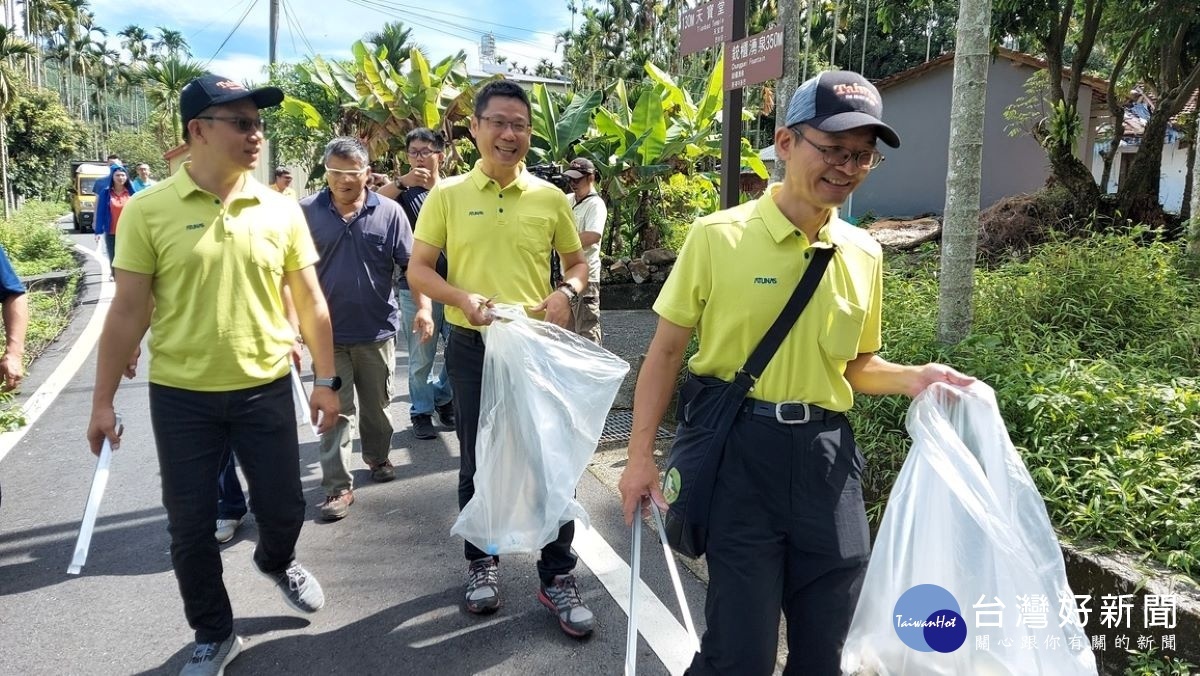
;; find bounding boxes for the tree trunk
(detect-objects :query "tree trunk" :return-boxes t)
[1188,117,1200,258]
[1048,139,1101,207]
[772,0,803,183]
[937,0,992,345]
[1116,101,1171,225]
[1,117,10,220]
[1181,112,1196,223]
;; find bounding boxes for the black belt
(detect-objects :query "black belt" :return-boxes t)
[740,398,839,424]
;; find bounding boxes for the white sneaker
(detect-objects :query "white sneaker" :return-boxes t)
[214,517,243,544]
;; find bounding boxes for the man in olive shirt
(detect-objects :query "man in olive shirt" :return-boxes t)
[407,81,596,638]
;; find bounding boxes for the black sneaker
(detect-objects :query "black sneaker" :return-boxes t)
[435,401,456,429]
[179,634,242,675]
[258,561,325,613]
[538,574,594,637]
[465,557,500,614]
[411,414,437,440]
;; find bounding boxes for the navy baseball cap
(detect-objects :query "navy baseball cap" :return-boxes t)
[785,70,900,148]
[180,74,284,129]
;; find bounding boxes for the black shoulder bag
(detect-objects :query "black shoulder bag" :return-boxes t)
[661,246,836,558]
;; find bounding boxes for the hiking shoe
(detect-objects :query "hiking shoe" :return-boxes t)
[411,414,437,440]
[319,490,353,521]
[465,557,500,614]
[179,634,242,676]
[435,401,456,429]
[259,561,325,613]
[214,517,243,544]
[538,574,594,637]
[369,461,395,483]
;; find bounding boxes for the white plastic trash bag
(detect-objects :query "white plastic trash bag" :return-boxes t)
[451,304,630,555]
[841,382,1097,676]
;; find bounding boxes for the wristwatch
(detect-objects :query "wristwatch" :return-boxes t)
[313,376,342,391]
[556,282,578,300]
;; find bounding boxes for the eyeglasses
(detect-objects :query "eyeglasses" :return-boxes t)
[194,115,263,133]
[324,165,368,179]
[791,127,885,170]
[478,115,530,134]
[406,148,442,159]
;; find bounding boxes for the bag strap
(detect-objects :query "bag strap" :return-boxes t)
[737,245,836,385]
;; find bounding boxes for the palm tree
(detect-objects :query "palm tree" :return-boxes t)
[139,56,206,145]
[0,26,36,217]
[937,0,993,344]
[153,27,189,59]
[363,21,417,72]
[118,24,151,62]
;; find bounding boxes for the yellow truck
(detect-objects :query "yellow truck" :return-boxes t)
[69,160,111,233]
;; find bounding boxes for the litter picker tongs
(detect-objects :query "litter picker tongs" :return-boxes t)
[67,414,121,575]
[625,501,701,675]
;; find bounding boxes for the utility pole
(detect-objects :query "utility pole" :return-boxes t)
[268,0,279,169]
[719,0,747,209]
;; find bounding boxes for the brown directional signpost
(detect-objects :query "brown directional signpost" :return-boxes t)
[680,0,784,209]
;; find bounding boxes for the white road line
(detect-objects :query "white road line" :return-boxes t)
[573,519,695,676]
[0,242,111,464]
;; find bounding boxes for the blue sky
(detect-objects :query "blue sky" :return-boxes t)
[89,0,575,83]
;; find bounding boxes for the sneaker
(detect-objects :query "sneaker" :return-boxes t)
[179,634,242,676]
[411,414,437,440]
[435,401,456,429]
[319,490,353,521]
[465,556,500,614]
[258,561,325,613]
[369,461,395,483]
[538,574,594,637]
[214,517,243,544]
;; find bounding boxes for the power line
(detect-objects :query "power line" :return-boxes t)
[281,0,318,60]
[345,0,554,55]
[203,0,262,68]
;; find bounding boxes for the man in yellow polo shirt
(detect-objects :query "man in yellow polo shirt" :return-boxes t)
[407,80,595,638]
[86,73,340,676]
[618,71,974,674]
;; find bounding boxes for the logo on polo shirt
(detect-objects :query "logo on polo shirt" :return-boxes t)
[185,222,204,230]
[468,210,484,216]
[754,277,778,285]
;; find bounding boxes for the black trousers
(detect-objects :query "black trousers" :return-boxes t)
[446,327,576,584]
[686,409,870,676]
[149,377,305,644]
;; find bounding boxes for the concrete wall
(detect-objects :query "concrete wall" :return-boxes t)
[850,60,1089,220]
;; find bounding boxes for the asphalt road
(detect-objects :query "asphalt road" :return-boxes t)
[0,218,708,676]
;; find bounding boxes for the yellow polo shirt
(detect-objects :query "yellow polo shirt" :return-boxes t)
[114,164,319,391]
[654,184,883,411]
[414,161,582,329]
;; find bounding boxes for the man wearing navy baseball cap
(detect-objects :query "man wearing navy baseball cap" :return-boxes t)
[619,70,973,675]
[88,73,341,676]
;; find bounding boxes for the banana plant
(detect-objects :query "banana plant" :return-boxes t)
[529,85,602,165]
[278,42,477,175]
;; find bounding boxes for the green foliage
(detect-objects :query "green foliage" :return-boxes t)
[856,231,1200,578]
[658,173,719,253]
[1124,648,1196,676]
[0,201,75,275]
[5,85,87,201]
[103,128,169,178]
[0,200,78,429]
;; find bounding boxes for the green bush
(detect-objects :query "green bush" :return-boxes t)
[0,201,75,275]
[857,231,1200,579]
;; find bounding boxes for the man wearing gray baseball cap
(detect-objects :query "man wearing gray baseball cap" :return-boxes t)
[619,70,972,675]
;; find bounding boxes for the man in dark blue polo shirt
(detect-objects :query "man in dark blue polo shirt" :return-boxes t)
[301,137,414,521]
